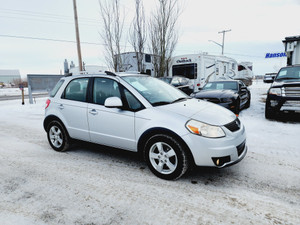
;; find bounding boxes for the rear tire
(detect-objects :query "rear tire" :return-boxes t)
[144,134,189,180]
[47,120,70,152]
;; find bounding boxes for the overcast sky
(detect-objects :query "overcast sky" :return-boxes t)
[0,0,299,78]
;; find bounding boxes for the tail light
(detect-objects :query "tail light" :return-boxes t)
[45,99,51,109]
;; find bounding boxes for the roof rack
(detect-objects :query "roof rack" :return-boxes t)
[105,71,117,76]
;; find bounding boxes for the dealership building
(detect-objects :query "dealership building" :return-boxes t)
[283,35,300,66]
[0,69,21,84]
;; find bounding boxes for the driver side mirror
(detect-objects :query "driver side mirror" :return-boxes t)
[104,97,123,108]
[271,76,276,82]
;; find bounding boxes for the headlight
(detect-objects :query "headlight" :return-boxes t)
[186,120,225,138]
[269,88,281,96]
[221,98,233,103]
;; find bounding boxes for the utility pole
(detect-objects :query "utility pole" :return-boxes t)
[218,29,231,55]
[72,0,83,71]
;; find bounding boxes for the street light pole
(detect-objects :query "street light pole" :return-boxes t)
[218,29,231,55]
[72,0,83,72]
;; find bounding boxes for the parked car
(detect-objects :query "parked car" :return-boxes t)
[159,76,193,95]
[190,80,251,114]
[265,65,300,119]
[44,72,247,180]
[263,73,277,83]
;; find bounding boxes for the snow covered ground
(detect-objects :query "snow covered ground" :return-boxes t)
[0,80,299,225]
[0,87,29,96]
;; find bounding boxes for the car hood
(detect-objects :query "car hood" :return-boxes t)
[157,98,236,125]
[193,89,236,98]
[272,80,300,88]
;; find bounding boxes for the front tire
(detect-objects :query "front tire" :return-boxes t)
[47,120,70,152]
[234,99,240,114]
[265,105,275,120]
[245,95,251,109]
[144,134,189,180]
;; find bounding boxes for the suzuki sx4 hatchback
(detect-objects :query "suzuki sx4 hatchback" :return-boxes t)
[44,72,247,180]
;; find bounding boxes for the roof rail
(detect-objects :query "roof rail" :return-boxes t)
[105,71,117,76]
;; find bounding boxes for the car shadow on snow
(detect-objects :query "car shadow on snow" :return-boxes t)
[273,113,300,123]
[68,140,145,167]
[184,165,243,186]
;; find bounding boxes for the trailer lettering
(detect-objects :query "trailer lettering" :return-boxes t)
[176,58,192,63]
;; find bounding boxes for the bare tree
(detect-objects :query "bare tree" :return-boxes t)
[129,0,147,73]
[149,0,180,77]
[98,0,125,71]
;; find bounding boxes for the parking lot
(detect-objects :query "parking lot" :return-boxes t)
[0,80,299,224]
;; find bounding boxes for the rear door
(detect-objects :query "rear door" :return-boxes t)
[58,77,90,141]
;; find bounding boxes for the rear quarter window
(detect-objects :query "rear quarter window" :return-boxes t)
[63,78,89,102]
[50,80,64,97]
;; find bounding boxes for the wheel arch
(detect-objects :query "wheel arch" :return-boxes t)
[43,115,69,137]
[137,127,196,166]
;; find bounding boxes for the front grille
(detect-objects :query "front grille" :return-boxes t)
[236,141,246,156]
[224,118,241,132]
[283,86,300,97]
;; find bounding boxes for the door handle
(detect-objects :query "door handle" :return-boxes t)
[58,104,64,109]
[89,109,98,115]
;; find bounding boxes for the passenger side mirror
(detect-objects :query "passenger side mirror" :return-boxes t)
[104,97,123,108]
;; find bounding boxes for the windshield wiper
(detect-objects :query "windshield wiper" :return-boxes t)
[152,97,190,106]
[152,101,171,106]
[171,97,190,104]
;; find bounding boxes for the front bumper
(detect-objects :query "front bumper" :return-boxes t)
[267,95,300,113]
[181,123,247,167]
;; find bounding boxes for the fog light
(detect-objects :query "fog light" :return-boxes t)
[270,100,278,107]
[212,156,230,167]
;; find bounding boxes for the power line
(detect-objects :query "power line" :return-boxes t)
[0,34,129,48]
[0,7,101,23]
[0,34,102,45]
[0,15,97,27]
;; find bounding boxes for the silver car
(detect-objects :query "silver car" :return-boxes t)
[44,72,247,180]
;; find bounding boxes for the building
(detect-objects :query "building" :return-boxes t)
[0,69,21,84]
[282,35,300,66]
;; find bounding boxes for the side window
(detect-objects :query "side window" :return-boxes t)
[93,78,121,105]
[124,88,143,111]
[145,54,151,63]
[63,78,88,102]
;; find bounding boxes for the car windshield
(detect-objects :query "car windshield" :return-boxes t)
[122,76,188,106]
[159,77,172,84]
[203,81,238,91]
[275,67,300,81]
